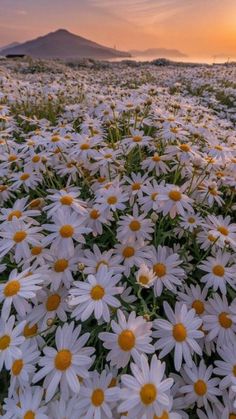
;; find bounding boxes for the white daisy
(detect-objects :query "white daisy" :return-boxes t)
[153,302,203,371]
[199,250,236,294]
[99,309,154,368]
[0,315,25,371]
[33,321,94,401]
[118,354,174,418]
[69,265,123,322]
[180,360,222,411]
[77,370,120,418]
[0,267,45,319]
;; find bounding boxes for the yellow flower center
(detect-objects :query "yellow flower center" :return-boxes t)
[29,198,41,208]
[60,195,73,205]
[24,411,35,419]
[31,246,42,255]
[59,224,74,238]
[129,220,141,231]
[219,312,232,328]
[80,143,90,150]
[51,135,60,142]
[12,359,24,375]
[107,196,117,205]
[212,265,225,277]
[217,226,229,236]
[23,323,38,337]
[118,330,136,351]
[54,259,68,273]
[208,234,216,242]
[152,154,161,162]
[91,388,104,406]
[168,190,182,201]
[90,285,105,300]
[54,349,72,371]
[214,145,223,151]
[232,365,236,377]
[90,209,100,219]
[8,154,17,162]
[0,185,7,192]
[46,294,61,311]
[192,300,204,315]
[0,334,11,350]
[132,135,142,142]
[229,414,236,419]
[132,182,141,191]
[151,192,158,201]
[32,155,40,163]
[140,383,157,405]
[194,379,207,396]
[172,323,187,342]
[180,144,190,152]
[13,230,27,243]
[8,210,22,221]
[4,280,20,297]
[138,275,150,285]
[188,217,195,224]
[20,173,30,181]
[122,246,135,258]
[153,263,166,278]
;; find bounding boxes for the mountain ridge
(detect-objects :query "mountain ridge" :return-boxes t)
[1,29,131,59]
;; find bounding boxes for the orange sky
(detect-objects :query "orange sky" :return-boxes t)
[0,0,236,57]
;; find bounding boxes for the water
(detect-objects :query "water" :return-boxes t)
[108,55,236,65]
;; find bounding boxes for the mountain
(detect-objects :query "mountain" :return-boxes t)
[2,29,131,59]
[0,42,20,52]
[130,48,187,58]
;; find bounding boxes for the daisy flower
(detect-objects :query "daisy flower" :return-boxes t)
[0,267,45,320]
[27,286,69,331]
[9,339,39,396]
[118,354,174,418]
[0,315,25,371]
[77,370,120,418]
[99,309,154,368]
[33,321,94,401]
[79,244,123,275]
[9,386,48,419]
[114,240,152,277]
[0,219,43,262]
[96,185,129,211]
[44,187,87,217]
[158,184,193,219]
[153,302,203,371]
[135,264,156,288]
[177,284,208,317]
[202,294,236,347]
[199,250,236,294]
[147,246,185,296]
[214,341,236,390]
[69,265,123,322]
[43,208,90,256]
[0,197,40,225]
[204,214,236,249]
[180,360,222,411]
[117,204,154,243]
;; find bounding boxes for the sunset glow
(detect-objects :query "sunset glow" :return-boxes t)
[1,0,236,58]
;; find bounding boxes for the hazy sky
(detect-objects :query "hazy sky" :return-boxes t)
[1,0,236,57]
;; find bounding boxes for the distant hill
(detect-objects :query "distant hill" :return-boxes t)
[130,48,187,58]
[0,42,20,52]
[2,29,131,59]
